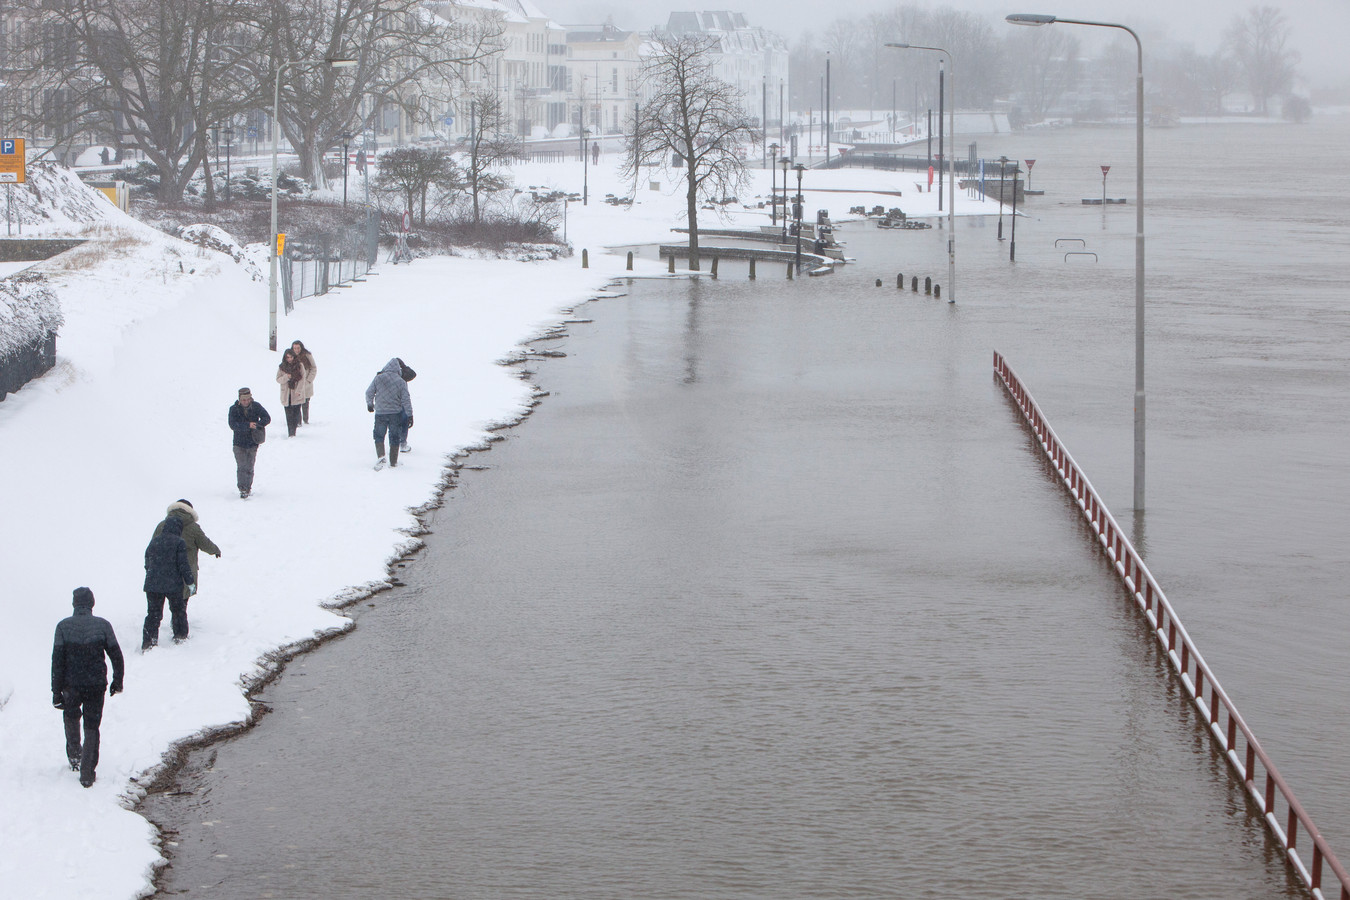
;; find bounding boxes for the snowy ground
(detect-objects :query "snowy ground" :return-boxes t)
[0,154,1000,900]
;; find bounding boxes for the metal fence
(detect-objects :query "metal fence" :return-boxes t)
[994,350,1350,900]
[280,211,381,312]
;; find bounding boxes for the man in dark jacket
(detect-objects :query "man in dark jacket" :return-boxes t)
[142,514,195,650]
[52,587,124,788]
[228,387,271,498]
[153,499,221,601]
[365,358,413,470]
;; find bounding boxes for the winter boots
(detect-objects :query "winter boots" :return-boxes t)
[374,439,399,470]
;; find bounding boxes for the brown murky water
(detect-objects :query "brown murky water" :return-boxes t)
[146,116,1350,899]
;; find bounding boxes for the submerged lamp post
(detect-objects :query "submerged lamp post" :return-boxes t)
[793,162,805,273]
[1008,13,1146,511]
[269,56,358,350]
[885,42,955,303]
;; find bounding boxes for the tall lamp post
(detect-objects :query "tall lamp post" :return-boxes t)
[780,156,791,240]
[792,163,805,273]
[270,56,358,350]
[885,42,956,303]
[222,128,233,203]
[767,142,781,224]
[997,155,1007,240]
[339,131,353,208]
[1008,13,1146,510]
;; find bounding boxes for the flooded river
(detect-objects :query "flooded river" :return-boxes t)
[145,115,1350,899]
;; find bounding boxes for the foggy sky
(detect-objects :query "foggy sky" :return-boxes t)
[544,0,1349,87]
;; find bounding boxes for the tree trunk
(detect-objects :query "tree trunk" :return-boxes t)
[685,158,700,271]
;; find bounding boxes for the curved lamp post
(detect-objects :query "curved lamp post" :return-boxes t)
[269,57,358,350]
[884,42,955,303]
[1008,13,1145,511]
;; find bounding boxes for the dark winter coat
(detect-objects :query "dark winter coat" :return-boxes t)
[229,399,272,447]
[143,515,195,595]
[365,358,413,416]
[154,502,220,581]
[52,608,124,692]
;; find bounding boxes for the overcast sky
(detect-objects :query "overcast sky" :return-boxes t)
[545,0,1349,87]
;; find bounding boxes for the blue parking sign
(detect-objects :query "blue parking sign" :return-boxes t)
[1,140,14,155]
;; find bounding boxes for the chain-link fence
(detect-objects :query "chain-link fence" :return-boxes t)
[281,211,381,312]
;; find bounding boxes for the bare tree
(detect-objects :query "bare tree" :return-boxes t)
[4,0,260,202]
[1006,25,1080,124]
[375,146,461,226]
[459,89,521,225]
[254,0,504,190]
[1224,5,1299,115]
[624,33,759,271]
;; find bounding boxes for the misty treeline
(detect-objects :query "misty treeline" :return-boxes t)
[789,4,1303,127]
[0,0,504,203]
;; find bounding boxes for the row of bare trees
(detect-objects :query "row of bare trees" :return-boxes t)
[789,4,1303,126]
[0,0,504,202]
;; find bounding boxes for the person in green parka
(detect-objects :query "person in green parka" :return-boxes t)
[153,499,222,603]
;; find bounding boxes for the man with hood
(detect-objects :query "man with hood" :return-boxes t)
[142,515,195,650]
[52,587,124,788]
[153,500,221,603]
[365,357,414,470]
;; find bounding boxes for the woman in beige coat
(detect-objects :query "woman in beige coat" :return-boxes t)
[291,340,317,424]
[276,348,308,437]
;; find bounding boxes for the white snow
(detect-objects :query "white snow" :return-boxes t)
[0,155,999,900]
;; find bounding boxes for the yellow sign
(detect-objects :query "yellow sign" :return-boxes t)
[275,233,286,256]
[0,138,25,184]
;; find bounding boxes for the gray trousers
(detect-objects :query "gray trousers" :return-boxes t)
[233,444,258,492]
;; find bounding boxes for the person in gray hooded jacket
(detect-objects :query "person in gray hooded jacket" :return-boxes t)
[365,357,413,470]
[52,587,124,787]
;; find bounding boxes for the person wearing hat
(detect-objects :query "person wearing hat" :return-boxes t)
[152,498,221,611]
[52,587,124,788]
[227,387,271,499]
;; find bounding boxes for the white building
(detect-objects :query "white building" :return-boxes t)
[563,23,645,137]
[663,11,790,129]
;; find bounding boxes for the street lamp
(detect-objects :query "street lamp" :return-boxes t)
[222,127,233,203]
[769,142,780,224]
[339,131,353,208]
[1007,13,1146,510]
[997,155,1007,240]
[269,56,358,350]
[793,162,805,273]
[780,156,791,240]
[885,42,956,303]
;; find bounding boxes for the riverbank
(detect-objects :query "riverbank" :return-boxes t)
[0,155,994,899]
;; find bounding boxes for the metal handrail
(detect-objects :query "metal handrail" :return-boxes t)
[994,350,1350,900]
[1064,251,1098,263]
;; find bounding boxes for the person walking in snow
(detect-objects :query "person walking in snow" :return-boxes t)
[153,499,221,606]
[142,515,196,650]
[365,357,413,470]
[52,587,124,788]
[228,387,271,498]
[397,358,416,453]
[276,348,307,437]
[291,340,317,424]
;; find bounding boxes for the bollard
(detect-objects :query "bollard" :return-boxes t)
[911,276,918,292]
[897,272,904,289]
[582,249,589,268]
[924,276,932,295]
[787,263,794,280]
[934,284,941,299]
[710,257,719,278]
[749,257,756,280]
[668,254,675,274]
[875,278,882,287]
[626,251,633,271]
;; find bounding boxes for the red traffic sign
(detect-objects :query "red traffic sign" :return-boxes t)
[1024,158,1036,170]
[1100,165,1111,175]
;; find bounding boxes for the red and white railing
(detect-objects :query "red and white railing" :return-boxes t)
[994,350,1348,900]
